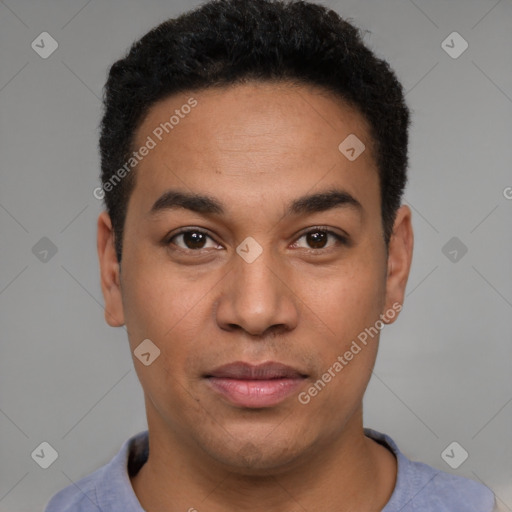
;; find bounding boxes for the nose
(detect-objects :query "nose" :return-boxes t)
[214,242,300,338]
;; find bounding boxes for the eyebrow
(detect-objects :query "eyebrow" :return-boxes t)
[149,187,363,218]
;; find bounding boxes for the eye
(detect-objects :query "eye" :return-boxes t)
[166,228,221,252]
[165,226,348,254]
[291,227,348,251]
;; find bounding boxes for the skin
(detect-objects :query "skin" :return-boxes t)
[97,81,413,511]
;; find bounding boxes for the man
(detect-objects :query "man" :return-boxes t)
[45,0,497,510]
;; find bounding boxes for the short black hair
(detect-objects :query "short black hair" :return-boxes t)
[99,0,410,263]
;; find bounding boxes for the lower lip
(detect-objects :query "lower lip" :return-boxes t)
[206,377,305,408]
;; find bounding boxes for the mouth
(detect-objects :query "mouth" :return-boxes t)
[204,361,308,409]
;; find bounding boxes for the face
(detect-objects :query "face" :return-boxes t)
[98,81,413,474]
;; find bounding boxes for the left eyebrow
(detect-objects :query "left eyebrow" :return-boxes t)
[287,188,363,217]
[149,187,363,218]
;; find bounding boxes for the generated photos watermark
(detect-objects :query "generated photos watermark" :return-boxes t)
[93,97,198,200]
[298,302,402,405]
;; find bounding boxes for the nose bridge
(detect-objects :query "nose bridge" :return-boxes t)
[215,235,299,336]
[236,239,280,303]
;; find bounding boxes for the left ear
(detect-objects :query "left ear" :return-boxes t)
[382,205,414,324]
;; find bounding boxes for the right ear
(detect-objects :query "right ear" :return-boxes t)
[97,211,125,327]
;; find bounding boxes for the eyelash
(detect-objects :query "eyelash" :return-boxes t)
[165,226,348,254]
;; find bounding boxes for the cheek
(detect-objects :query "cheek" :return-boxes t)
[120,251,222,392]
[295,266,385,419]
[301,256,386,350]
[120,262,208,417]
[121,244,199,340]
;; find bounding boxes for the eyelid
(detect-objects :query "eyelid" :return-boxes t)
[295,225,349,241]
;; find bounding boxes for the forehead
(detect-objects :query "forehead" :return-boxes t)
[130,81,379,219]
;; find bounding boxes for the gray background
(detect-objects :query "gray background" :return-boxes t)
[1,0,511,510]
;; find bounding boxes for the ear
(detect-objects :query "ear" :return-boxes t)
[382,205,414,324]
[97,211,125,327]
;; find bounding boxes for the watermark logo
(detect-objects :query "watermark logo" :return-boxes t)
[134,339,161,366]
[31,441,58,469]
[442,236,468,263]
[338,134,366,161]
[441,441,468,469]
[31,32,58,59]
[236,237,263,263]
[441,32,468,59]
[32,237,58,263]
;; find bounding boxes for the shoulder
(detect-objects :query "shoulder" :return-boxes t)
[397,457,496,512]
[364,428,496,512]
[44,431,149,512]
[44,466,104,512]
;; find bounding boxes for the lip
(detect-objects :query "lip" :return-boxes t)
[205,361,308,408]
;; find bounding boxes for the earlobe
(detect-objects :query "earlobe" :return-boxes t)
[383,205,414,324]
[97,211,125,327]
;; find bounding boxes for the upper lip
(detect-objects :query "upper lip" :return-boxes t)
[206,361,307,380]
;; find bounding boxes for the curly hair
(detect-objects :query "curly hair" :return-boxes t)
[99,0,410,262]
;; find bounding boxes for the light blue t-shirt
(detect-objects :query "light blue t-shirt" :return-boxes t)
[45,428,496,511]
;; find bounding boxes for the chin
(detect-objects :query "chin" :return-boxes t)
[198,430,312,475]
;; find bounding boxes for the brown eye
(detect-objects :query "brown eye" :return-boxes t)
[167,229,220,251]
[306,230,328,249]
[181,231,207,249]
[293,228,347,251]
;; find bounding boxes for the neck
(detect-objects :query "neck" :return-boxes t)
[131,405,396,512]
